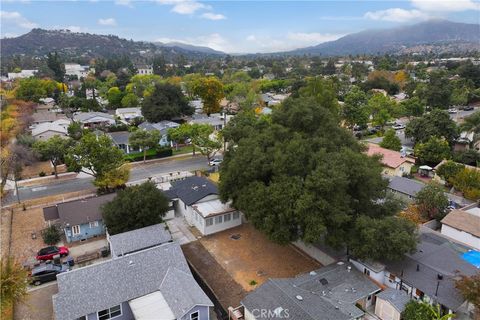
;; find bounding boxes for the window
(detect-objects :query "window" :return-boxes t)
[76,317,86,320]
[71,225,81,236]
[98,305,122,320]
[190,311,199,320]
[233,212,240,220]
[215,215,223,224]
[206,218,213,226]
[89,221,99,228]
[224,213,231,222]
[364,268,370,276]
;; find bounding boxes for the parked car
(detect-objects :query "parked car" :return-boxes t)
[209,158,223,166]
[448,108,458,114]
[30,263,69,285]
[462,105,474,111]
[392,123,406,130]
[36,246,69,261]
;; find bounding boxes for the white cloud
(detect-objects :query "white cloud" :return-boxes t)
[364,8,429,22]
[0,10,37,29]
[246,35,256,41]
[98,18,117,26]
[156,0,209,15]
[115,0,133,7]
[201,12,226,20]
[411,0,479,12]
[243,32,343,53]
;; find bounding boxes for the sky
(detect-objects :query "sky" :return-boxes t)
[1,0,479,53]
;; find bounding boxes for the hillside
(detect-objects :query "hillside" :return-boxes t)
[286,20,480,56]
[0,28,225,60]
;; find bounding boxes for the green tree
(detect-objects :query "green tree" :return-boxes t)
[106,87,124,108]
[0,258,29,315]
[47,52,65,82]
[460,111,480,133]
[168,123,221,160]
[436,160,465,183]
[380,129,402,151]
[401,97,425,117]
[33,135,71,178]
[414,136,451,165]
[15,78,56,102]
[456,273,480,314]
[102,181,169,235]
[219,96,417,258]
[193,77,225,115]
[342,86,369,128]
[415,183,449,220]
[405,109,458,144]
[67,121,84,140]
[368,93,395,130]
[402,300,454,320]
[141,83,192,122]
[450,167,480,200]
[41,225,61,245]
[121,93,139,108]
[129,129,161,163]
[65,133,128,189]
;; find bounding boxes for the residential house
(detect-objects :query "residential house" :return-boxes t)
[385,175,424,203]
[43,193,115,243]
[53,242,214,320]
[240,262,380,320]
[260,92,289,107]
[31,119,71,141]
[73,112,116,128]
[115,107,142,122]
[37,97,61,112]
[366,143,415,177]
[189,99,204,113]
[107,131,140,154]
[108,223,172,258]
[454,131,475,152]
[392,93,407,102]
[7,69,37,80]
[64,63,91,79]
[165,176,242,235]
[374,288,410,320]
[138,120,180,147]
[441,204,480,250]
[31,111,68,127]
[189,113,227,131]
[136,65,153,75]
[350,230,478,316]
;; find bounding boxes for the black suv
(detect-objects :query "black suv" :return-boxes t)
[30,263,68,285]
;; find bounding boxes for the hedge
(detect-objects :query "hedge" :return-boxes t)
[124,148,173,162]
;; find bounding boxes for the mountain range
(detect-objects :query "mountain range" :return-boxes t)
[1,20,479,60]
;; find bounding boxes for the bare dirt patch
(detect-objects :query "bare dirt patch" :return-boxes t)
[14,283,58,320]
[199,223,321,291]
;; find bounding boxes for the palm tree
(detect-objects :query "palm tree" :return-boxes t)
[1,257,29,314]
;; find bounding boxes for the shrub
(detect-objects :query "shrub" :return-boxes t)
[249,280,258,286]
[41,225,61,245]
[39,171,46,177]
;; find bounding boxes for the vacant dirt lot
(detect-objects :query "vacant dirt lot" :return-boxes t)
[15,283,58,320]
[200,223,321,291]
[9,207,48,266]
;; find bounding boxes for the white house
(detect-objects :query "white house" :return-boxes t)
[31,119,71,141]
[73,112,116,128]
[136,65,153,75]
[164,176,242,235]
[189,113,229,131]
[115,107,142,122]
[7,69,38,80]
[441,205,480,250]
[64,63,91,79]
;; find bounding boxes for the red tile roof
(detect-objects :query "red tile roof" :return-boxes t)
[366,143,415,169]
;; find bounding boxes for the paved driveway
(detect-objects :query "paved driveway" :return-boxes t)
[15,283,58,320]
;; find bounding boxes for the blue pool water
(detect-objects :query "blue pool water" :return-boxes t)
[462,250,480,268]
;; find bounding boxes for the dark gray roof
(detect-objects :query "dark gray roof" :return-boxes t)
[169,176,218,205]
[43,193,116,226]
[53,242,212,320]
[376,288,410,312]
[43,206,60,221]
[385,175,425,197]
[242,262,380,320]
[384,230,478,311]
[109,223,172,257]
[107,131,131,146]
[139,120,179,135]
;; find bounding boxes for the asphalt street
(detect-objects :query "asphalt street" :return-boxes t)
[2,156,208,206]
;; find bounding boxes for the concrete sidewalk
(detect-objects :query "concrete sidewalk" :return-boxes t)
[166,217,197,245]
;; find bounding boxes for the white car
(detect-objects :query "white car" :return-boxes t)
[209,159,223,166]
[392,123,405,130]
[448,108,458,114]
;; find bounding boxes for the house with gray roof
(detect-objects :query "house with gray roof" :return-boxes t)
[165,176,242,235]
[43,193,115,243]
[108,223,172,257]
[53,242,213,320]
[107,131,141,154]
[241,262,380,320]
[351,229,478,316]
[374,288,410,320]
[189,114,225,131]
[138,120,180,146]
[385,175,425,202]
[73,112,116,128]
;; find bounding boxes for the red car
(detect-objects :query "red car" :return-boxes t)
[36,246,69,261]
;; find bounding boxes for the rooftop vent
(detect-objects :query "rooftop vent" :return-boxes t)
[337,261,344,265]
[295,295,303,301]
[416,264,420,272]
[347,266,351,272]
[319,278,328,285]
[310,271,317,276]
[437,274,443,280]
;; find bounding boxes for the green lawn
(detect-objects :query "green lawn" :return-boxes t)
[172,145,195,155]
[124,149,157,161]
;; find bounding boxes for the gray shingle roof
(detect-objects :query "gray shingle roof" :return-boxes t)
[169,176,218,205]
[139,121,179,135]
[109,223,172,257]
[107,131,131,146]
[385,175,425,197]
[73,112,114,122]
[53,242,212,320]
[43,193,116,226]
[376,288,410,312]
[242,262,380,320]
[384,230,478,311]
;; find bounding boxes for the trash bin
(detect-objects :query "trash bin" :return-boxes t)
[65,256,75,267]
[100,246,110,258]
[53,255,61,265]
